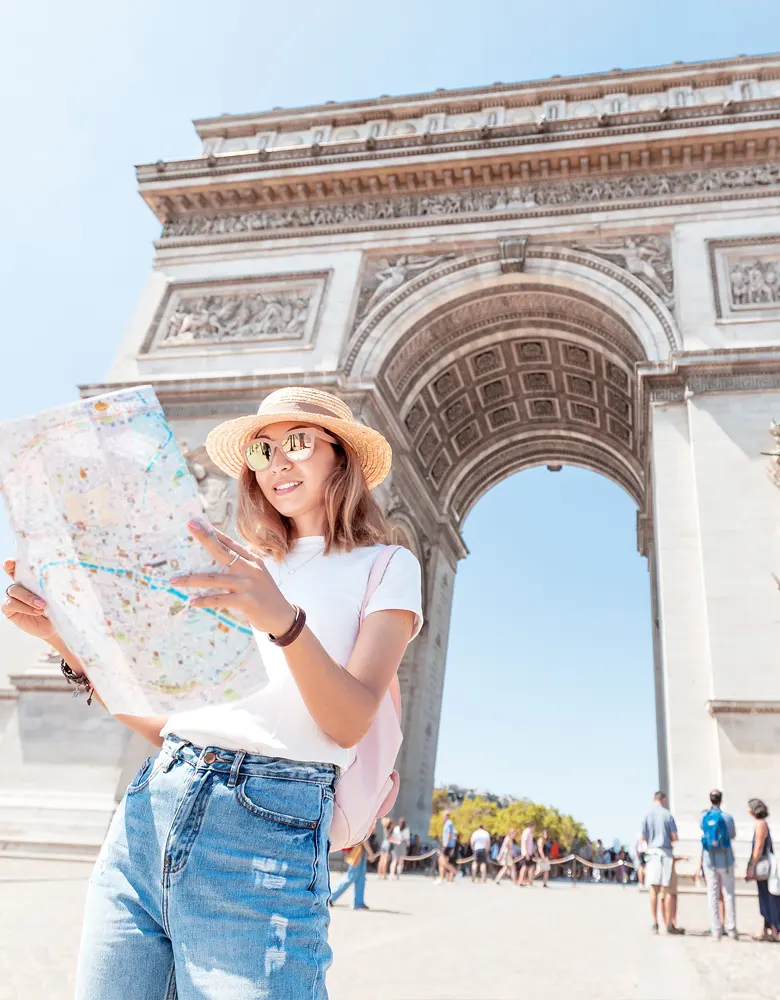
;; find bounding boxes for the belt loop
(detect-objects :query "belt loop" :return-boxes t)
[227,750,246,788]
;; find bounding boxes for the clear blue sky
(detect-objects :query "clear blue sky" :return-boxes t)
[2,1,778,843]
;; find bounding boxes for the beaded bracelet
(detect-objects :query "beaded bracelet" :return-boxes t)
[268,605,307,648]
[60,658,94,706]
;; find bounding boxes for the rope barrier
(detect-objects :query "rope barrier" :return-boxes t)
[403,849,640,871]
[392,849,439,863]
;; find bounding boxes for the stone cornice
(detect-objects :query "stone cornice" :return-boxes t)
[8,672,71,694]
[708,699,780,715]
[138,103,780,207]
[153,159,780,247]
[192,54,780,137]
[641,347,780,401]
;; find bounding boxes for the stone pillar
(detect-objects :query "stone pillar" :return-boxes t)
[650,381,780,859]
[650,398,719,854]
[0,651,149,857]
[394,540,458,840]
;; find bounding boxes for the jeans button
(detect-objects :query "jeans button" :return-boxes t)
[202,751,217,765]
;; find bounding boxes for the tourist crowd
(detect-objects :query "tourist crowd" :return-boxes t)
[331,788,780,945]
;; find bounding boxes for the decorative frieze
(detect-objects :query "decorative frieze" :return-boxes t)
[141,273,329,353]
[159,163,780,242]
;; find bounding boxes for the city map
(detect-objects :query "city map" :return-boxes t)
[0,386,265,715]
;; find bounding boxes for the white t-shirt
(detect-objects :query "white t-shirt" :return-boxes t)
[162,537,423,767]
[392,825,411,846]
[471,829,491,852]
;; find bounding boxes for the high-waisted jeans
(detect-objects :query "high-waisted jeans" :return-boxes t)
[76,734,337,1000]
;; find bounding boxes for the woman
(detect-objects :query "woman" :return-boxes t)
[745,798,780,941]
[494,828,517,885]
[389,817,410,880]
[535,828,552,887]
[2,387,423,1000]
[377,817,394,880]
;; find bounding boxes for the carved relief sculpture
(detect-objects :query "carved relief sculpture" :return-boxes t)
[357,253,457,318]
[142,273,329,353]
[729,258,780,307]
[163,290,312,344]
[572,235,674,309]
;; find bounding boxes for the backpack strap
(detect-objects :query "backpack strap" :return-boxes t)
[359,545,402,621]
[360,544,403,723]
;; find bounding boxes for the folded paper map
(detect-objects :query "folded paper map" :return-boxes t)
[0,386,265,715]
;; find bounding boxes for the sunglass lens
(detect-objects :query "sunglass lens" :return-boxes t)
[283,431,315,462]
[245,440,273,470]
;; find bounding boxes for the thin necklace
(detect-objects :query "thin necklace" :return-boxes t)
[286,543,324,577]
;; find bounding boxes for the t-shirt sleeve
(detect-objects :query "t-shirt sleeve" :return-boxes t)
[669,815,678,836]
[363,545,424,640]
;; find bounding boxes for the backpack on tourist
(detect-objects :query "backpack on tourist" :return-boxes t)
[701,808,731,852]
[329,545,404,851]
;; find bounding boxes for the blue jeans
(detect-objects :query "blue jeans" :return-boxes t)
[330,854,367,908]
[76,735,336,1000]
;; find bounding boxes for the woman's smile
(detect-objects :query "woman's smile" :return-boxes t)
[273,480,302,496]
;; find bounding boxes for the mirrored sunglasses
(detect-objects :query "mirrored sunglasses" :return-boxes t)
[244,428,336,472]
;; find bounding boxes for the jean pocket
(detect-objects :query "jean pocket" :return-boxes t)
[235,775,325,829]
[126,753,163,795]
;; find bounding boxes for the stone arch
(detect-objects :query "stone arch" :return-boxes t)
[352,259,678,528]
[345,245,679,382]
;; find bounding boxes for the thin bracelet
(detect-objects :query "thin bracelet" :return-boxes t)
[268,605,306,647]
[60,658,94,706]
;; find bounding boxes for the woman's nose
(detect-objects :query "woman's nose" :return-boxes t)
[269,446,292,473]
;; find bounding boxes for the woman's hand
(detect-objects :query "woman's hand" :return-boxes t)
[2,559,60,642]
[745,862,755,881]
[171,520,296,637]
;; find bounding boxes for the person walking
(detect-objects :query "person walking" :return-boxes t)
[377,817,393,880]
[549,838,561,880]
[745,798,780,941]
[494,829,517,885]
[330,839,379,910]
[517,822,537,886]
[641,791,684,935]
[3,386,423,999]
[698,789,738,939]
[535,828,552,887]
[470,824,491,884]
[389,818,410,880]
[437,811,458,883]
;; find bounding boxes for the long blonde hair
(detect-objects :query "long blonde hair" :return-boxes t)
[236,433,392,560]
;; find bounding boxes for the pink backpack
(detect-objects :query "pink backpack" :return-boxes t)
[329,545,404,851]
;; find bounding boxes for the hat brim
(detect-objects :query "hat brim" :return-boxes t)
[205,410,392,489]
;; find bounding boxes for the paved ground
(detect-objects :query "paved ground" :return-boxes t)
[1,859,779,999]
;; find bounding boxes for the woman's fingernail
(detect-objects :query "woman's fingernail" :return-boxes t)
[188,519,202,530]
[34,599,46,608]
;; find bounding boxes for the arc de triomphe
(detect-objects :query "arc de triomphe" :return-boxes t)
[2,54,780,857]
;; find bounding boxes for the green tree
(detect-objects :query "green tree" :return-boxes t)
[428,788,587,850]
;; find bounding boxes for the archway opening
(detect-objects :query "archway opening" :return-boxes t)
[435,464,657,846]
[366,269,670,843]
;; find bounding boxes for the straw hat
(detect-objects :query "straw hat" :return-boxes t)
[205,387,392,489]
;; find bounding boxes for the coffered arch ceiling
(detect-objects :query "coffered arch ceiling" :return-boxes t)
[376,281,649,524]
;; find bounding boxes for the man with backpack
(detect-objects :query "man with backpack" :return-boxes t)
[699,789,738,938]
